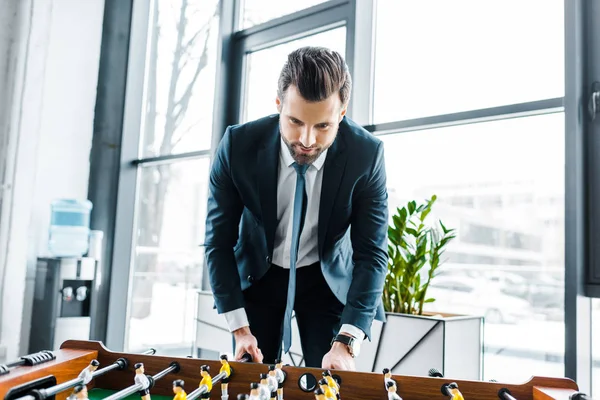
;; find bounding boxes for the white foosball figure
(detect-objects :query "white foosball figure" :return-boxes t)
[387,381,403,400]
[274,359,286,400]
[78,359,99,385]
[383,368,397,391]
[248,383,262,400]
[258,374,271,400]
[134,363,151,400]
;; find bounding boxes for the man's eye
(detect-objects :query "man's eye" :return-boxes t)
[317,124,329,129]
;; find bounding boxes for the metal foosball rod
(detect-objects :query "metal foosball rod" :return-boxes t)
[498,388,518,400]
[187,353,252,400]
[16,357,129,400]
[142,348,157,355]
[103,361,180,400]
[0,350,56,376]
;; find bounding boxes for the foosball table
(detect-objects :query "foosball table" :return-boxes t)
[0,340,592,400]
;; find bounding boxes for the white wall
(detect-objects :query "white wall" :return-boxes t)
[0,0,105,361]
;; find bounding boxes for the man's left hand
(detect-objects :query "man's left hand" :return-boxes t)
[321,338,356,371]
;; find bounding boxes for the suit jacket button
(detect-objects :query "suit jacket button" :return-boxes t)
[247,275,254,283]
[266,256,271,263]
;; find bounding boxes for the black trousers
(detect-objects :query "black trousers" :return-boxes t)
[236,262,344,367]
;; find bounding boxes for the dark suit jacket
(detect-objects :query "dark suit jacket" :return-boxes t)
[204,114,388,338]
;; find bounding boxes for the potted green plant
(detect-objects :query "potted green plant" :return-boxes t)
[356,195,484,380]
[383,194,456,315]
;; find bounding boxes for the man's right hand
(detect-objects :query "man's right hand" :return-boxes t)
[233,326,263,363]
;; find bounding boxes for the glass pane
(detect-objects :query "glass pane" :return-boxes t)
[241,0,330,29]
[373,0,564,123]
[381,113,565,381]
[594,298,600,398]
[140,0,220,158]
[243,27,346,123]
[126,158,210,355]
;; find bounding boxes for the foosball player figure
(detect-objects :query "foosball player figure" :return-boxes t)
[274,359,286,400]
[198,365,212,399]
[68,384,88,400]
[266,366,278,399]
[173,379,187,400]
[322,370,340,399]
[382,368,396,391]
[258,373,271,400]
[441,382,464,400]
[134,363,151,400]
[78,359,100,385]
[220,354,231,397]
[314,388,326,400]
[318,379,336,400]
[248,382,261,400]
[386,381,402,400]
[237,395,249,400]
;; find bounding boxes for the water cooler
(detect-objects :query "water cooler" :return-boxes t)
[28,257,98,352]
[28,198,101,352]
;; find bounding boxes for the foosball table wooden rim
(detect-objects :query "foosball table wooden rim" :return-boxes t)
[0,340,581,400]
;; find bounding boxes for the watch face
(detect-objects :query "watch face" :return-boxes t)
[351,339,361,357]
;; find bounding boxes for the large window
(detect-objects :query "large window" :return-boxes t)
[243,27,346,122]
[381,112,565,381]
[373,0,564,123]
[124,0,220,355]
[140,0,220,158]
[127,158,209,353]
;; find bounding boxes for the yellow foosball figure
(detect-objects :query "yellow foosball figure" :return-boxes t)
[198,365,212,399]
[314,388,327,400]
[220,354,231,397]
[318,379,336,400]
[173,379,187,400]
[442,382,464,400]
[322,370,339,398]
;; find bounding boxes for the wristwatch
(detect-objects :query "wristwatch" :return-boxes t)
[331,334,361,358]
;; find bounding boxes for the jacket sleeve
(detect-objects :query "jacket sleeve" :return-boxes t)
[341,141,389,339]
[204,126,245,313]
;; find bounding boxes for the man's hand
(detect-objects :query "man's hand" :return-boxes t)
[233,326,263,363]
[321,337,356,371]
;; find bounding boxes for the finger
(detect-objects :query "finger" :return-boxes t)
[248,345,262,363]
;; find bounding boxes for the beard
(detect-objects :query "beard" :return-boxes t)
[280,122,337,165]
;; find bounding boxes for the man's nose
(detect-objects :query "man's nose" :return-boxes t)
[299,127,316,147]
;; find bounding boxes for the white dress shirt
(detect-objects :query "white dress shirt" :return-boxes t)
[222,138,364,345]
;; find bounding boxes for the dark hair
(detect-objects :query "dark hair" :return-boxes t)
[91,359,99,366]
[134,363,143,369]
[260,373,267,379]
[201,365,209,372]
[251,382,259,389]
[73,385,85,394]
[382,368,390,374]
[173,379,185,388]
[220,354,228,360]
[387,381,395,388]
[278,46,352,106]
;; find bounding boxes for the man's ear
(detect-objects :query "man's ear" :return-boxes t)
[339,104,347,122]
[276,96,282,113]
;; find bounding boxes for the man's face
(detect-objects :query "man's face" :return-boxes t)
[276,85,346,165]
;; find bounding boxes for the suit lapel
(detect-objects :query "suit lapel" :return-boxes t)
[318,122,348,256]
[258,120,280,256]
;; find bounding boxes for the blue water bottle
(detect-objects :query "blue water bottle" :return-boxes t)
[48,199,93,257]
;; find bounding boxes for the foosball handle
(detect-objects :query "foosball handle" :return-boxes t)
[428,368,443,378]
[570,392,592,400]
[240,353,252,363]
